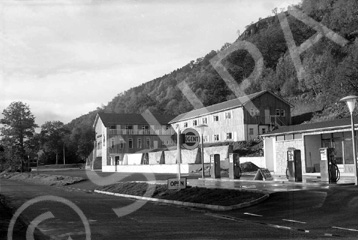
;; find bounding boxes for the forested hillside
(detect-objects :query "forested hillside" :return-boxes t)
[68,0,358,131]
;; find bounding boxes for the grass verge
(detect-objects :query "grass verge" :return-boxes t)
[97,182,265,206]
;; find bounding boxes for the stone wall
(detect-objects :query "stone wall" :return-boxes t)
[275,139,304,174]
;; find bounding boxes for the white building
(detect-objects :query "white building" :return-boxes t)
[169,90,292,143]
[262,117,358,176]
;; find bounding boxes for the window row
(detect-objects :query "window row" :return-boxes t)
[182,111,232,128]
[203,132,234,142]
[108,138,174,149]
[109,125,171,130]
[276,133,302,141]
[275,109,286,117]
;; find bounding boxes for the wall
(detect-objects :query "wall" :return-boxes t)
[264,137,275,171]
[171,107,246,143]
[127,153,142,165]
[102,163,209,174]
[274,138,304,174]
[94,117,104,158]
[203,145,231,164]
[148,151,163,165]
[240,157,266,169]
[245,92,291,126]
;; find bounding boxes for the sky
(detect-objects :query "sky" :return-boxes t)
[0,0,302,126]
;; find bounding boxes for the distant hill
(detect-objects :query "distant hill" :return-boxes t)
[67,0,358,131]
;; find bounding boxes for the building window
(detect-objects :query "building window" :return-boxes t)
[126,125,133,134]
[281,109,286,117]
[119,142,124,149]
[129,139,133,149]
[110,125,116,130]
[276,135,284,141]
[214,134,220,141]
[294,134,302,139]
[225,112,231,119]
[146,138,151,148]
[202,117,208,124]
[226,132,232,140]
[193,119,198,126]
[97,141,102,150]
[213,115,219,122]
[111,139,115,149]
[203,136,209,142]
[184,122,188,128]
[249,128,254,135]
[262,128,266,134]
[137,138,142,149]
[285,134,293,140]
[276,109,280,116]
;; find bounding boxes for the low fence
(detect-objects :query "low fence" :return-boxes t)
[102,163,209,174]
[239,157,266,169]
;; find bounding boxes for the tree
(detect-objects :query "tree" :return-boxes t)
[0,102,38,171]
[69,126,95,162]
[40,121,69,165]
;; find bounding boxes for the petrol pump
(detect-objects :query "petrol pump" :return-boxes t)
[229,153,241,179]
[210,154,221,179]
[286,148,302,182]
[319,148,340,183]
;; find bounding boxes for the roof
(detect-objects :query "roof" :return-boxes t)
[262,117,358,136]
[169,90,291,123]
[94,112,176,128]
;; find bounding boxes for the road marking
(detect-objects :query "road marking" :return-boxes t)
[206,213,310,235]
[205,213,242,222]
[267,224,292,230]
[282,219,306,224]
[244,212,262,217]
[332,226,358,232]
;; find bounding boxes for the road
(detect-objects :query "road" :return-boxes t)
[1,178,317,240]
[1,170,358,239]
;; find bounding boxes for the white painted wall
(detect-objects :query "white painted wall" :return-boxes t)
[102,164,209,174]
[171,107,247,143]
[240,157,266,169]
[127,153,143,165]
[264,137,275,171]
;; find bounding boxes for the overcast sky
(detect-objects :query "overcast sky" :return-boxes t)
[0,0,301,126]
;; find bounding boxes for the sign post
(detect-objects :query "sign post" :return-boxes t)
[176,127,182,189]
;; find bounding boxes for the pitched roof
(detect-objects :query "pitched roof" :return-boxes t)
[169,90,290,123]
[95,112,175,127]
[262,117,358,136]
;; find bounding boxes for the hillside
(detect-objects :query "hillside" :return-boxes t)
[67,0,358,131]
